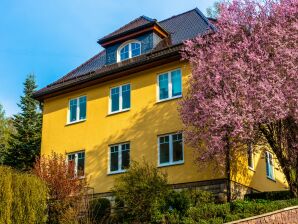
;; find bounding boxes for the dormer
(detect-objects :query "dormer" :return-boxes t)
[97,16,169,65]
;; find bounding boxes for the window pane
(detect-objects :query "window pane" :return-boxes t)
[120,45,129,61]
[159,136,170,164]
[131,43,141,57]
[79,96,86,120]
[159,74,169,100]
[77,152,85,177]
[171,70,182,97]
[67,154,76,177]
[69,99,77,122]
[122,84,131,109]
[121,144,130,170]
[111,87,120,112]
[173,134,183,162]
[266,152,273,178]
[110,146,119,172]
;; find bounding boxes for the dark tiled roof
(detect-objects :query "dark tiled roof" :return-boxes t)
[34,8,214,99]
[34,44,182,98]
[159,8,212,45]
[98,16,156,44]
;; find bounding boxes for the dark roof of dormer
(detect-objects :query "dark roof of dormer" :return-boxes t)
[33,8,215,100]
[98,16,169,47]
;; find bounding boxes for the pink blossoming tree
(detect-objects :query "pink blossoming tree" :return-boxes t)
[181,0,298,196]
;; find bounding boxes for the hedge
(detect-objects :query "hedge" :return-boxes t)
[0,166,48,224]
[244,191,293,201]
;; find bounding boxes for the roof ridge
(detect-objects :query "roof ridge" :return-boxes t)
[159,8,197,23]
[99,16,155,41]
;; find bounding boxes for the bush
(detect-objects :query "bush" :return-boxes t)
[185,189,215,206]
[113,161,170,223]
[0,166,47,224]
[34,152,88,224]
[89,198,111,223]
[244,191,293,201]
[165,190,191,216]
[187,203,230,221]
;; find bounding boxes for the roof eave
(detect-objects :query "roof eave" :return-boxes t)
[33,44,183,101]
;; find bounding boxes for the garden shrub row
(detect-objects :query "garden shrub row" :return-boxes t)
[0,166,47,224]
[244,190,293,201]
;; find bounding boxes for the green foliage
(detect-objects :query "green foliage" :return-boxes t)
[113,161,170,223]
[184,198,298,223]
[245,191,293,201]
[0,166,47,224]
[0,104,14,164]
[185,188,215,206]
[165,190,190,216]
[4,74,42,170]
[89,197,111,223]
[206,1,221,19]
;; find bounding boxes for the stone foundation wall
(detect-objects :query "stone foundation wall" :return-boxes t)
[227,206,298,224]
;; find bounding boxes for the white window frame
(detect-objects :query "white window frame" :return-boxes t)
[247,143,254,170]
[108,142,130,174]
[67,151,85,178]
[158,132,184,167]
[265,151,275,180]
[109,83,131,114]
[67,96,87,124]
[157,68,182,102]
[117,40,141,62]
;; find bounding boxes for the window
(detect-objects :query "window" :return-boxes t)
[118,41,141,62]
[265,151,275,180]
[68,96,86,123]
[109,143,130,173]
[247,143,254,169]
[157,69,182,101]
[67,151,85,177]
[158,133,183,166]
[110,84,131,113]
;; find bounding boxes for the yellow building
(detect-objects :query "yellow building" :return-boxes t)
[33,8,288,198]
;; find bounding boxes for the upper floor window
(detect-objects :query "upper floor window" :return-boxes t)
[158,133,184,167]
[109,142,130,174]
[118,41,141,62]
[67,151,85,178]
[265,151,275,180]
[110,84,131,114]
[68,96,86,124]
[157,69,182,101]
[247,143,254,170]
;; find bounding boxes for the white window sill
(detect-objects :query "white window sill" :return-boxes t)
[248,166,255,172]
[158,161,184,168]
[156,95,182,104]
[107,108,130,116]
[108,170,127,175]
[66,119,86,126]
[267,176,276,182]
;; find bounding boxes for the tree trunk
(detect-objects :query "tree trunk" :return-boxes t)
[224,134,231,202]
[259,117,298,197]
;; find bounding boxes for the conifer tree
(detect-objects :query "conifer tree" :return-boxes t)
[4,74,42,170]
[0,104,7,163]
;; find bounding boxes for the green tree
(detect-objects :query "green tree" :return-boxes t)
[113,161,170,223]
[4,74,42,170]
[206,1,221,19]
[0,104,14,164]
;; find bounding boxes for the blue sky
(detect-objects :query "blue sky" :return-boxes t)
[0,0,216,117]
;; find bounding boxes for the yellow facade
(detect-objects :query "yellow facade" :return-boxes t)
[41,60,288,194]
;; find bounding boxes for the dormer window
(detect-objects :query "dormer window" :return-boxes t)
[117,41,141,62]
